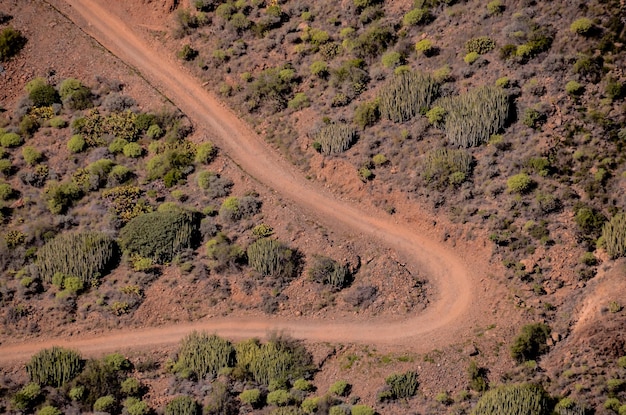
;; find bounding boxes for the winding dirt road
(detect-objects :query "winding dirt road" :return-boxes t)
[0,0,483,364]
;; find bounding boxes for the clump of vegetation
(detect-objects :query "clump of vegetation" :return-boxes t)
[26,78,60,108]
[1,132,23,148]
[308,255,350,290]
[0,26,27,61]
[423,148,473,188]
[465,36,496,55]
[379,71,439,123]
[378,371,419,401]
[470,383,551,415]
[219,195,261,222]
[37,232,117,283]
[247,238,298,281]
[59,78,93,110]
[602,213,626,259]
[570,18,594,36]
[402,8,432,27]
[437,86,509,147]
[165,396,200,415]
[119,211,198,264]
[415,38,435,56]
[311,123,357,155]
[26,347,84,387]
[174,332,235,380]
[510,323,551,363]
[565,80,584,96]
[507,173,534,194]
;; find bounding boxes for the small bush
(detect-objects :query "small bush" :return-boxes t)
[354,100,380,129]
[49,117,67,128]
[288,93,310,111]
[570,18,594,36]
[67,134,86,153]
[165,395,200,415]
[310,61,329,77]
[308,255,350,290]
[466,36,496,54]
[240,389,262,407]
[415,39,434,56]
[381,51,404,69]
[487,0,504,15]
[178,44,198,61]
[93,395,116,412]
[59,78,93,110]
[119,211,198,263]
[1,132,23,148]
[267,390,293,406]
[247,238,298,280]
[12,383,42,411]
[565,80,584,96]
[197,171,233,199]
[329,380,350,396]
[402,8,431,26]
[464,51,479,64]
[22,146,43,165]
[311,123,357,155]
[195,142,217,164]
[28,80,60,108]
[26,346,83,387]
[510,323,551,363]
[122,142,142,158]
[37,406,62,415]
[219,195,261,222]
[381,371,419,401]
[0,27,27,61]
[507,173,533,194]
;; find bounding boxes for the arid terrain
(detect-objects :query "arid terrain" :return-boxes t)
[0,0,625,414]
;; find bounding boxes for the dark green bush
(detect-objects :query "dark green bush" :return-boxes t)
[354,100,380,129]
[174,332,235,380]
[178,44,198,61]
[510,323,551,363]
[602,213,626,259]
[311,123,357,155]
[59,78,93,110]
[247,238,298,280]
[26,347,84,387]
[308,255,351,290]
[119,211,199,263]
[574,205,606,237]
[11,383,42,411]
[379,71,439,123]
[165,395,200,415]
[73,354,131,409]
[353,24,395,58]
[28,81,60,108]
[37,232,117,283]
[0,27,27,61]
[470,383,551,415]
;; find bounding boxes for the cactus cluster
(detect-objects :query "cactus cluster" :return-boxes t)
[471,383,551,415]
[602,213,626,259]
[247,338,313,386]
[119,211,198,264]
[26,347,84,387]
[437,86,509,147]
[379,71,439,123]
[174,332,235,380]
[385,371,419,400]
[312,123,357,155]
[247,238,297,280]
[37,232,117,283]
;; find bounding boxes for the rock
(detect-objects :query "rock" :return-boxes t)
[464,344,479,356]
[551,332,561,342]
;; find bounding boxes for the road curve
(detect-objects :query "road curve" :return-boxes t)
[0,0,480,364]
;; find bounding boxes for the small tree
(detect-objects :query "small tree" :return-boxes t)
[510,323,551,363]
[0,27,27,61]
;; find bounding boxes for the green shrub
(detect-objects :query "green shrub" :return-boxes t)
[244,337,313,386]
[379,71,439,123]
[423,148,473,188]
[351,405,374,415]
[28,80,60,108]
[353,24,395,58]
[247,238,297,280]
[67,134,86,153]
[123,397,150,415]
[0,158,12,176]
[121,377,142,396]
[565,80,584,96]
[38,232,116,284]
[510,323,551,363]
[178,44,198,61]
[471,383,550,415]
[402,8,431,26]
[602,213,626,259]
[165,395,200,415]
[12,383,42,411]
[122,142,143,158]
[240,389,262,407]
[109,137,128,154]
[219,195,261,222]
[507,173,533,194]
[253,223,274,238]
[74,110,139,146]
[0,27,27,61]
[37,405,62,415]
[49,117,67,128]
[120,211,198,263]
[288,93,311,111]
[308,255,350,290]
[292,378,313,392]
[268,390,293,406]
[465,36,496,54]
[0,182,15,200]
[496,77,510,88]
[467,360,488,392]
[487,0,504,15]
[311,123,357,155]
[195,142,217,164]
[330,405,350,415]
[1,132,23,148]
[20,115,39,137]
[43,181,82,213]
[570,18,594,36]
[93,395,116,412]
[522,108,546,129]
[426,106,446,126]
[329,380,350,396]
[382,371,419,400]
[437,86,509,147]
[464,51,480,64]
[59,78,93,110]
[381,51,404,69]
[196,171,233,199]
[26,347,83,387]
[206,232,245,271]
[22,146,43,165]
[310,61,329,77]
[354,100,380,129]
[301,397,319,413]
[415,38,434,56]
[146,124,163,139]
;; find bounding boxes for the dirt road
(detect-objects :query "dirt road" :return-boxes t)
[0,0,484,364]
